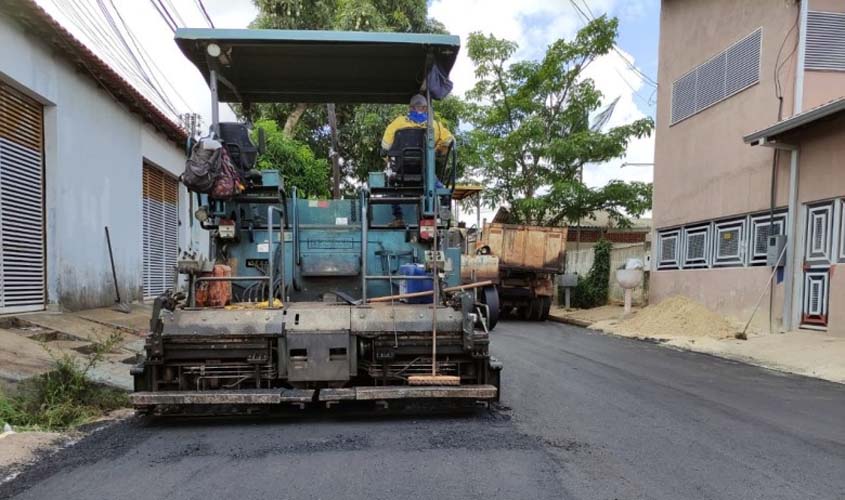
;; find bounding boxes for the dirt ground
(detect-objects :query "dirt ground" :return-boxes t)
[554,296,845,385]
[0,432,63,479]
[0,305,150,391]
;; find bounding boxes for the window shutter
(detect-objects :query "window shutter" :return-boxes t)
[806,11,845,71]
[749,212,786,265]
[657,229,680,270]
[0,83,45,314]
[142,164,179,298]
[713,218,747,267]
[682,225,710,268]
[805,202,833,265]
[671,28,761,124]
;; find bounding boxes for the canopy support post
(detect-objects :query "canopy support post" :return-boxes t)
[210,69,220,137]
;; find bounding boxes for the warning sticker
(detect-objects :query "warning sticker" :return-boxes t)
[335,217,348,225]
[257,243,270,253]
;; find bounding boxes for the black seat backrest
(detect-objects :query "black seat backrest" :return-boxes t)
[387,128,426,186]
[219,122,258,171]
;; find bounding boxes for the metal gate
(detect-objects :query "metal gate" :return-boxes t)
[142,163,179,299]
[0,83,45,314]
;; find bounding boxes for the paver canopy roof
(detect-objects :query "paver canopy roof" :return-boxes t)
[175,28,460,104]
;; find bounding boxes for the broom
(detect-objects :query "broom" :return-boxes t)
[105,226,131,314]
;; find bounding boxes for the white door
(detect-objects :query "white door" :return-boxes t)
[0,83,45,314]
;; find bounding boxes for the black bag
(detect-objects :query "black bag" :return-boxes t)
[181,139,222,193]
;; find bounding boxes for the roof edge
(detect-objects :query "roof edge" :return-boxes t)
[3,0,188,147]
[744,97,845,145]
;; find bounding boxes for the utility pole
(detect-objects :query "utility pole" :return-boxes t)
[327,103,341,199]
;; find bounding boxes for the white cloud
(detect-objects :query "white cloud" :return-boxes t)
[429,0,655,194]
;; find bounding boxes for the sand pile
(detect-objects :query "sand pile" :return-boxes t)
[607,295,738,340]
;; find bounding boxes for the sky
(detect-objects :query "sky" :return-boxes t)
[34,0,660,220]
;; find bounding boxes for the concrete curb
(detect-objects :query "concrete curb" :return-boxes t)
[547,315,592,328]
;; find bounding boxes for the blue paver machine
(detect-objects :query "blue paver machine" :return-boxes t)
[130,28,502,412]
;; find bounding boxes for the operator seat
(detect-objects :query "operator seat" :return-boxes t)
[386,128,427,187]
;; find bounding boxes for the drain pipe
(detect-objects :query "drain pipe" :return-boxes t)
[782,0,808,332]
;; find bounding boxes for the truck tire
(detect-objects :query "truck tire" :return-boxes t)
[530,297,544,321]
[479,286,499,330]
[539,296,551,321]
[521,298,536,321]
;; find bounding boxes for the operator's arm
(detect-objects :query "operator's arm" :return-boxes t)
[434,121,455,154]
[381,116,404,153]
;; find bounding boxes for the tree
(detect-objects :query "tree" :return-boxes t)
[251,119,330,198]
[463,16,654,226]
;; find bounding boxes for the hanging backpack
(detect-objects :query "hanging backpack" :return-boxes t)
[210,147,245,200]
[182,138,222,193]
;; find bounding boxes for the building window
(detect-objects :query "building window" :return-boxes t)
[805,202,834,265]
[671,28,762,125]
[142,163,179,298]
[682,224,710,268]
[657,229,680,270]
[806,11,845,71]
[749,212,786,266]
[712,218,747,267]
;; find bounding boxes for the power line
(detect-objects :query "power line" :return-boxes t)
[568,0,658,89]
[149,0,177,32]
[161,0,186,27]
[105,0,194,113]
[194,0,216,28]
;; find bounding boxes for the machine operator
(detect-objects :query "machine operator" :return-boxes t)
[381,94,454,226]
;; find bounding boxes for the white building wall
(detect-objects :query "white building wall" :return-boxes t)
[0,13,207,310]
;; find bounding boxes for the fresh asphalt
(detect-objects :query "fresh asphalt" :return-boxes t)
[1,321,843,500]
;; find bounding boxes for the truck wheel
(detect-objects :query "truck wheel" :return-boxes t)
[539,296,551,321]
[478,286,499,330]
[521,299,536,320]
[530,298,544,321]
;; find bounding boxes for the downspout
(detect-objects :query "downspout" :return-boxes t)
[783,0,808,331]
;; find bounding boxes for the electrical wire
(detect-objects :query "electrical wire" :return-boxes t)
[194,0,216,28]
[149,0,177,32]
[161,0,186,27]
[569,0,659,89]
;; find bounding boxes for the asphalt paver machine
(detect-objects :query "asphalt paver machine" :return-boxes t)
[130,28,502,412]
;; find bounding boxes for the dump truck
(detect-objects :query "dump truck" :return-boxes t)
[472,223,567,321]
[129,28,502,413]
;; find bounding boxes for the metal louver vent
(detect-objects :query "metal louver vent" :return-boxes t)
[696,53,726,109]
[805,202,833,265]
[671,71,697,124]
[806,11,845,71]
[726,29,762,95]
[0,83,45,314]
[713,218,746,267]
[671,28,761,125]
[749,212,786,265]
[802,271,829,328]
[142,164,179,298]
[682,225,710,268]
[657,230,680,270]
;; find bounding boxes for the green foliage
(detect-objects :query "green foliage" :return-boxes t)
[0,333,128,431]
[572,239,612,309]
[252,119,331,198]
[462,17,655,226]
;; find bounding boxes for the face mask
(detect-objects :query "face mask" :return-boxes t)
[408,110,428,123]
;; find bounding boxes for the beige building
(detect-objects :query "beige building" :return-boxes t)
[653,0,845,335]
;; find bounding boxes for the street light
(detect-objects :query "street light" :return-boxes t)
[620,162,654,168]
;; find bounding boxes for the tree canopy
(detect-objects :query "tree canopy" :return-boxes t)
[462,16,654,226]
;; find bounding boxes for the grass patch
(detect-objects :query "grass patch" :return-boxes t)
[0,332,129,431]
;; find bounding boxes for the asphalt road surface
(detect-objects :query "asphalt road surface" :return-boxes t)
[2,321,844,500]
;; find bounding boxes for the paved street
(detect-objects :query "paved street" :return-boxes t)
[2,321,844,500]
